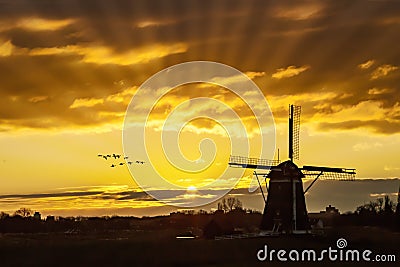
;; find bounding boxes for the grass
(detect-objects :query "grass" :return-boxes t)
[0,227,398,266]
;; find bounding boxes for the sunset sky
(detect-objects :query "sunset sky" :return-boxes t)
[0,0,399,217]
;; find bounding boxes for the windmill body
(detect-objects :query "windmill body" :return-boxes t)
[261,160,310,233]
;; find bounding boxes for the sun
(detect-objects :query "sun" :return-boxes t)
[187,185,197,191]
[183,185,198,199]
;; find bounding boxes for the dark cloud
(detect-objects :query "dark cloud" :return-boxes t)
[96,190,156,201]
[0,0,399,133]
[2,26,82,49]
[0,188,157,202]
[0,191,103,199]
[318,119,400,134]
[0,187,247,204]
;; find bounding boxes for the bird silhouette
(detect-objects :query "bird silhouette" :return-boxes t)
[97,153,143,167]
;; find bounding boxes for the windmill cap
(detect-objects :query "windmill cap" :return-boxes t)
[267,160,305,179]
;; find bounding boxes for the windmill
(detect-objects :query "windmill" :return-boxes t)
[229,104,356,234]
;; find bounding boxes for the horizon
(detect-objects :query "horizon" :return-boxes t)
[1,178,399,218]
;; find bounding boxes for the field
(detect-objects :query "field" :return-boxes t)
[0,226,398,266]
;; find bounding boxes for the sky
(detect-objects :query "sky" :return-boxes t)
[0,0,399,217]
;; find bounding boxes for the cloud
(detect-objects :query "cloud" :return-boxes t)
[352,142,382,152]
[16,17,76,31]
[368,88,392,95]
[136,20,161,28]
[0,185,159,203]
[77,43,187,65]
[369,192,398,198]
[28,95,49,103]
[198,71,265,88]
[0,185,167,215]
[0,191,103,199]
[70,97,104,109]
[318,119,400,134]
[0,0,399,136]
[0,17,76,32]
[271,65,310,79]
[310,100,400,134]
[273,2,322,20]
[0,185,251,211]
[4,42,188,66]
[267,91,342,122]
[106,86,137,103]
[371,64,398,79]
[0,84,135,132]
[358,59,375,69]
[134,18,175,29]
[70,86,136,109]
[0,39,13,56]
[383,165,400,171]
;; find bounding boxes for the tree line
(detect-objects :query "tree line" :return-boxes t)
[0,195,399,233]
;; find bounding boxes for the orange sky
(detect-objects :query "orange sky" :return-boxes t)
[0,0,399,216]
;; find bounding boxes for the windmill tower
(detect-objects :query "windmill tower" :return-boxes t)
[229,104,356,234]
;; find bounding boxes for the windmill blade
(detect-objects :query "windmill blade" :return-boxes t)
[302,165,356,181]
[228,155,280,169]
[303,171,355,181]
[289,104,301,161]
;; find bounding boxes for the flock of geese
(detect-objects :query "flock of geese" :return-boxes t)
[97,153,145,168]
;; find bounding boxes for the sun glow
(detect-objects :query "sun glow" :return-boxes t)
[187,186,197,191]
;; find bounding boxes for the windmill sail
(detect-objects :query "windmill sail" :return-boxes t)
[289,105,301,161]
[301,165,356,194]
[302,165,356,180]
[228,155,280,169]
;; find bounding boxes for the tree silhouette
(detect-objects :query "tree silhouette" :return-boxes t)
[0,211,9,220]
[14,208,33,218]
[217,197,243,212]
[356,196,395,215]
[227,197,235,211]
[221,198,228,212]
[383,195,394,215]
[234,198,243,210]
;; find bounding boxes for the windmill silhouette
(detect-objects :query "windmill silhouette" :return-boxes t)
[229,104,356,234]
